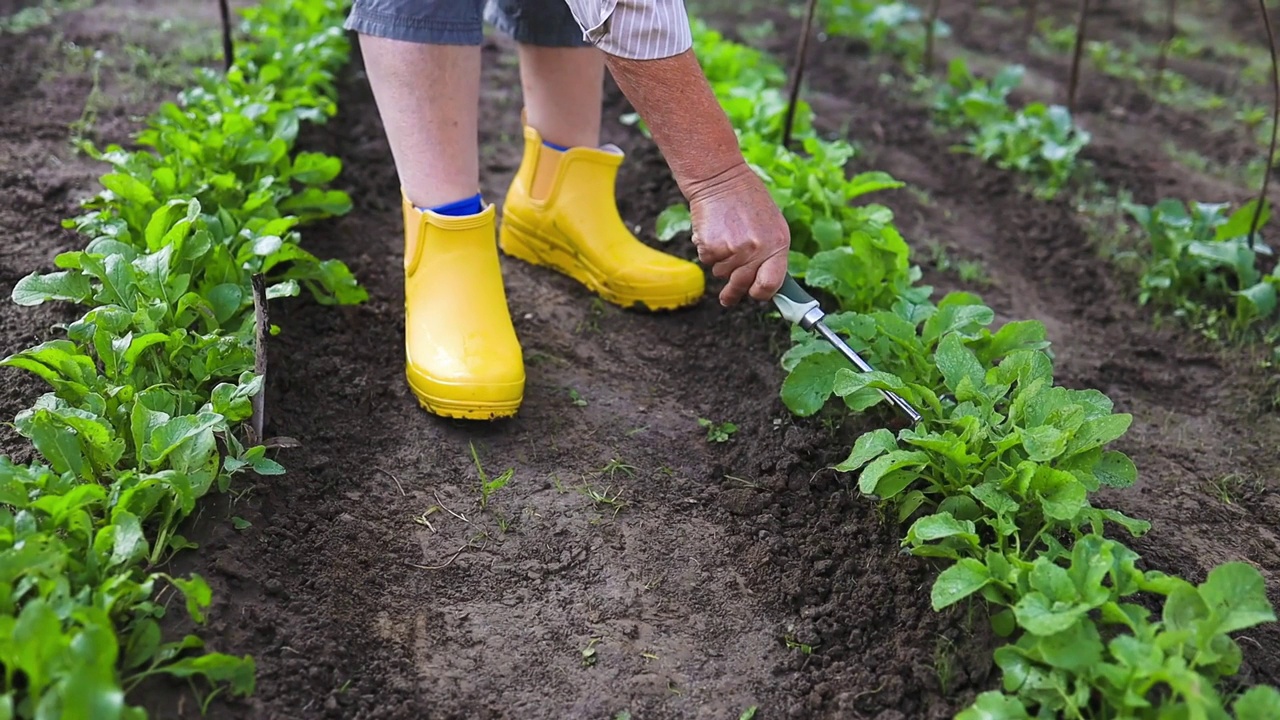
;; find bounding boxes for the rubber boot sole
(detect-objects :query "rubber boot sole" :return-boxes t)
[406,369,523,421]
[499,217,702,312]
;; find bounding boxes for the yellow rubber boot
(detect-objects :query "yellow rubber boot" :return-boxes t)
[402,195,524,420]
[498,125,705,311]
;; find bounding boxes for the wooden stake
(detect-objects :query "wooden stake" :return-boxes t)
[1249,0,1279,249]
[925,0,943,74]
[1067,0,1092,112]
[1155,0,1177,97]
[219,0,234,72]
[1024,0,1039,49]
[782,0,821,149]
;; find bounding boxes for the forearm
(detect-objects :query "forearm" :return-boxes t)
[557,0,746,197]
[605,51,746,200]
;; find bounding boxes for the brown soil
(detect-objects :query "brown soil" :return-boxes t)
[0,1,1277,720]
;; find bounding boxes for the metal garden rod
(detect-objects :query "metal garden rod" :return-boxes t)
[772,274,923,424]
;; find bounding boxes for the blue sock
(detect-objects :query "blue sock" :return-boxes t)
[421,193,482,216]
[542,139,571,152]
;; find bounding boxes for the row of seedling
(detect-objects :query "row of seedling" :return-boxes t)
[661,14,1280,718]
[0,1,365,716]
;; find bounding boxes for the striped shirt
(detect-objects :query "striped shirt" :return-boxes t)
[563,0,693,60]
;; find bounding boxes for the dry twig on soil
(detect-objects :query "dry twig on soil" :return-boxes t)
[406,539,487,570]
[376,466,406,496]
[433,489,471,524]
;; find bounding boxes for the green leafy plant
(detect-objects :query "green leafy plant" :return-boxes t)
[960,554,1280,718]
[810,0,949,65]
[0,1,359,716]
[829,307,1145,546]
[932,59,1026,130]
[1124,198,1278,336]
[470,442,513,510]
[0,0,92,34]
[698,418,738,443]
[932,58,1089,198]
[655,204,691,241]
[970,102,1091,199]
[780,290,1049,416]
[678,17,1280,719]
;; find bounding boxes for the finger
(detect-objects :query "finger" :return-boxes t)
[719,262,760,307]
[711,257,738,279]
[696,241,732,265]
[748,252,789,301]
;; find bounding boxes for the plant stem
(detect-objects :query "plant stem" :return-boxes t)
[1250,0,1279,249]
[1067,0,1092,113]
[782,0,821,149]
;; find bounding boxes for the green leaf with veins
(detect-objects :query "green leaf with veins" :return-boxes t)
[935,333,987,397]
[932,558,991,610]
[780,352,848,416]
[836,428,897,471]
[11,271,94,306]
[1198,562,1276,635]
[858,449,930,496]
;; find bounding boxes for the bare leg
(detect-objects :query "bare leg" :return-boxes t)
[516,45,605,148]
[357,36,481,208]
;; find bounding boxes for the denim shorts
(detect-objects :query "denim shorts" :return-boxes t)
[344,0,590,47]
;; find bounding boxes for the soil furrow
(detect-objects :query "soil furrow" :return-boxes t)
[2,2,1278,718]
[161,32,991,720]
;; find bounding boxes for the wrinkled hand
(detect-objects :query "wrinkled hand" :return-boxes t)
[687,162,791,307]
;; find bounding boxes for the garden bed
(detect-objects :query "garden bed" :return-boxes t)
[1,0,1278,718]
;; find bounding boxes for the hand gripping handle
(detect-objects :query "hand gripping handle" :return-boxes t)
[771,273,822,327]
